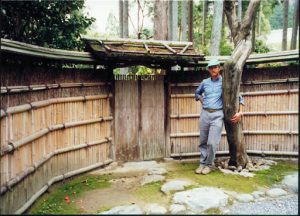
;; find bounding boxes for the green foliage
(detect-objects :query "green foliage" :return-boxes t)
[1,0,95,50]
[254,39,270,53]
[270,1,295,30]
[28,174,112,214]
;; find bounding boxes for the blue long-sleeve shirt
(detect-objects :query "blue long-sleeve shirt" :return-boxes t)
[195,75,244,109]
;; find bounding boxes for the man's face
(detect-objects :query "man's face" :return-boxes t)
[208,65,220,79]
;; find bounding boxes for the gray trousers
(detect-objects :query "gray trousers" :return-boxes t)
[199,109,224,167]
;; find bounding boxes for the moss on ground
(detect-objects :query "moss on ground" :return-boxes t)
[133,181,170,205]
[27,174,113,214]
[166,160,298,193]
[204,207,222,214]
[28,160,298,214]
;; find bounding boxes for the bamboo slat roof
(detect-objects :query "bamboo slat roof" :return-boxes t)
[1,38,95,63]
[1,38,298,67]
[81,37,205,68]
[203,49,299,65]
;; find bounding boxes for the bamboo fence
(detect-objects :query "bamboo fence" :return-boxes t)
[0,62,113,214]
[169,66,299,158]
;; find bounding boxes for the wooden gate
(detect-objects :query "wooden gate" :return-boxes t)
[114,76,165,161]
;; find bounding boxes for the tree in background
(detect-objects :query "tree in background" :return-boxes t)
[223,0,260,168]
[290,0,299,50]
[282,0,289,50]
[1,0,95,51]
[210,0,224,55]
[154,0,168,40]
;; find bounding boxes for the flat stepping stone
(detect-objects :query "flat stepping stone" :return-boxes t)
[145,203,167,214]
[141,174,165,185]
[99,204,143,214]
[219,168,254,177]
[148,167,167,175]
[251,191,265,199]
[161,180,192,194]
[173,187,228,213]
[169,204,186,214]
[235,194,254,203]
[111,161,160,173]
[266,188,288,198]
[281,172,298,193]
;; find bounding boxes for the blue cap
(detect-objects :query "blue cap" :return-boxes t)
[206,59,220,69]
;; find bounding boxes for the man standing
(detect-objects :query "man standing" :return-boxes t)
[195,59,244,175]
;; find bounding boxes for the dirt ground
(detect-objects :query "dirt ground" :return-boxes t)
[79,174,146,212]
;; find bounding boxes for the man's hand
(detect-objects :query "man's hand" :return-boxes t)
[231,112,242,123]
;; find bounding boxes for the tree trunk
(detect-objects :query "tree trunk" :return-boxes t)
[188,0,193,42]
[181,0,188,41]
[119,0,124,38]
[173,0,178,41]
[251,13,256,53]
[154,0,168,40]
[290,0,299,50]
[121,0,129,74]
[282,0,289,51]
[202,0,208,45]
[123,0,129,37]
[223,0,260,168]
[237,0,242,21]
[168,0,178,41]
[168,0,173,40]
[210,0,223,55]
[222,34,252,167]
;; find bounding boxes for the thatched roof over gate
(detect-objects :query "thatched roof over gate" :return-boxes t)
[82,37,205,68]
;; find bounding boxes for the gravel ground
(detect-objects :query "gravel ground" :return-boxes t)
[224,194,298,215]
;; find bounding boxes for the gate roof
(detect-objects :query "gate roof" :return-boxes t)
[82,37,205,68]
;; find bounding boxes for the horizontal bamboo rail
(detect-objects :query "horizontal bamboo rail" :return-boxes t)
[170,130,298,138]
[1,117,113,156]
[170,111,298,119]
[0,138,112,195]
[0,82,111,94]
[170,150,298,157]
[170,78,299,87]
[170,89,299,98]
[14,159,113,214]
[1,94,112,117]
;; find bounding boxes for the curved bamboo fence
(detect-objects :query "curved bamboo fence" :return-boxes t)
[0,60,114,213]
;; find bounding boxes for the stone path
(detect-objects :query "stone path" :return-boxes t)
[96,160,298,215]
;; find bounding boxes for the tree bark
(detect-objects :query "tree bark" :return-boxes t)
[223,0,260,168]
[251,12,256,53]
[210,0,224,55]
[282,0,289,51]
[173,0,179,41]
[188,0,193,42]
[123,0,129,37]
[119,0,124,38]
[154,0,168,40]
[290,0,299,50]
[168,0,173,40]
[168,0,178,41]
[237,0,242,21]
[181,0,188,41]
[202,0,208,45]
